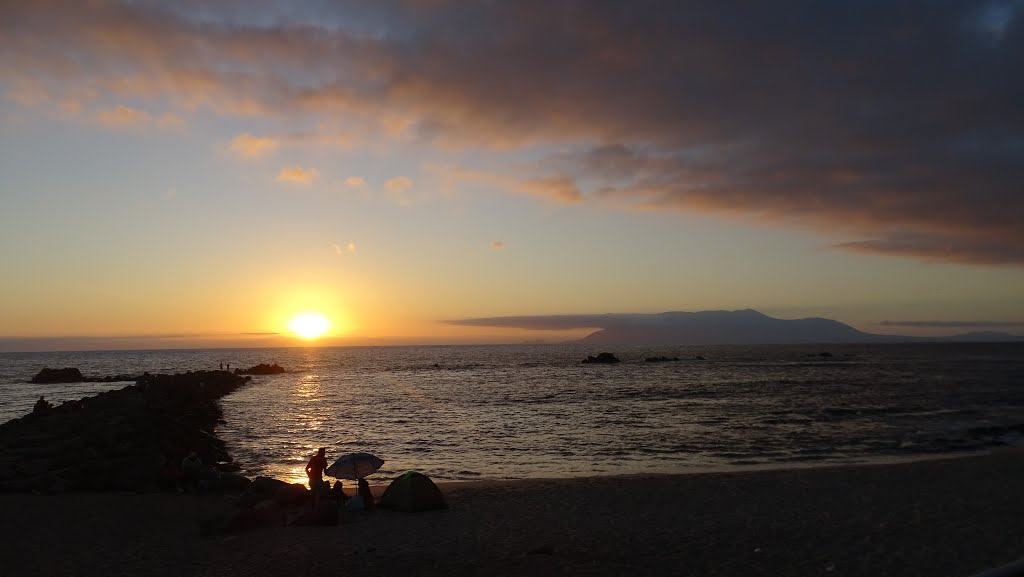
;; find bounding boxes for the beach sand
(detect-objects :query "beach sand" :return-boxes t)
[2,450,1022,577]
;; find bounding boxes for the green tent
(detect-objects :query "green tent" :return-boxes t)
[380,472,447,512]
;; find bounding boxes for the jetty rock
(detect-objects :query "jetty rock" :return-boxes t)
[0,370,251,493]
[582,352,621,364]
[30,367,85,384]
[234,363,287,375]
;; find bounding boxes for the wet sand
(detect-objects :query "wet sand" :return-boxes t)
[3,449,1022,577]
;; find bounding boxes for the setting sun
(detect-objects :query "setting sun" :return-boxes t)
[289,313,331,339]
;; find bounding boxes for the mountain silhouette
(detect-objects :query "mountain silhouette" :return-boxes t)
[577,309,1022,345]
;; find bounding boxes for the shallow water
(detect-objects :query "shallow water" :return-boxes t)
[2,343,1022,482]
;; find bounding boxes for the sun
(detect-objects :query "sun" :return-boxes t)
[289,313,331,339]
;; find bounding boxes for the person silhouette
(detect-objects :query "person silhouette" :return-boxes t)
[358,477,375,510]
[306,448,329,505]
[181,451,203,492]
[33,396,52,415]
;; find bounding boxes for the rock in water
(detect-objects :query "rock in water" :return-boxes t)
[582,352,621,364]
[234,363,287,375]
[30,367,85,383]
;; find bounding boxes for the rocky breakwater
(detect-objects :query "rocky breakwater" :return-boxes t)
[0,370,251,493]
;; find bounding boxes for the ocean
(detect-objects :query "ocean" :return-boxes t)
[1,343,1022,484]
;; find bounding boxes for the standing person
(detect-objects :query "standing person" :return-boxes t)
[305,447,328,505]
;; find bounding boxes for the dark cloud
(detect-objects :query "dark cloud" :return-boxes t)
[448,313,706,331]
[447,314,618,331]
[2,0,1022,264]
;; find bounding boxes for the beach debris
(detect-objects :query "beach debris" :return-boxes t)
[380,471,447,512]
[582,352,621,364]
[233,363,287,375]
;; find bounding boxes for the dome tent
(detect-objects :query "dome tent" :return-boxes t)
[380,471,447,512]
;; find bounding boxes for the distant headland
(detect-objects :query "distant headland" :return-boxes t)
[451,309,1024,346]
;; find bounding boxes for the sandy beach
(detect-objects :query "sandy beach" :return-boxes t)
[2,449,1022,577]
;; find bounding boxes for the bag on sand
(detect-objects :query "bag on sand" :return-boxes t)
[345,494,365,512]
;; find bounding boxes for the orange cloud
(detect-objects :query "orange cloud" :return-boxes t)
[95,105,183,129]
[332,242,357,255]
[435,166,583,204]
[345,176,367,188]
[385,176,412,193]
[490,241,505,249]
[275,166,319,184]
[228,133,279,158]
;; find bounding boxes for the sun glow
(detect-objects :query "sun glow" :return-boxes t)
[289,313,331,339]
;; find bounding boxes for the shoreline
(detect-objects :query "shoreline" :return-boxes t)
[3,447,1023,576]
[367,447,1001,492]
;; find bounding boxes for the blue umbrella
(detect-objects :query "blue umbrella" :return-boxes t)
[326,452,385,480]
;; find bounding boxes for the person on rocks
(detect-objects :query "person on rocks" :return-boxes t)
[181,451,203,492]
[306,447,329,505]
[33,396,52,415]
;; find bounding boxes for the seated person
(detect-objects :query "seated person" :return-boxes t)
[33,396,52,415]
[358,477,375,510]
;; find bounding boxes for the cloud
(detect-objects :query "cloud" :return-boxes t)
[879,320,1024,329]
[228,133,279,158]
[345,176,367,188]
[96,105,182,128]
[384,176,416,205]
[3,0,1023,264]
[276,166,319,184]
[332,242,357,255]
[449,314,620,331]
[489,241,504,249]
[435,165,583,204]
[385,176,413,194]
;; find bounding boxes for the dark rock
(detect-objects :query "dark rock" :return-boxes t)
[275,483,311,506]
[290,501,339,526]
[30,368,85,384]
[644,356,680,363]
[225,499,287,533]
[582,352,620,364]
[694,355,706,360]
[0,370,251,493]
[249,476,291,496]
[218,472,252,493]
[217,462,242,473]
[234,363,286,375]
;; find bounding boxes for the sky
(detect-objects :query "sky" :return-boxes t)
[1,0,1022,351]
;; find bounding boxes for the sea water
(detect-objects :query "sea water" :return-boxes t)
[1,343,1022,482]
